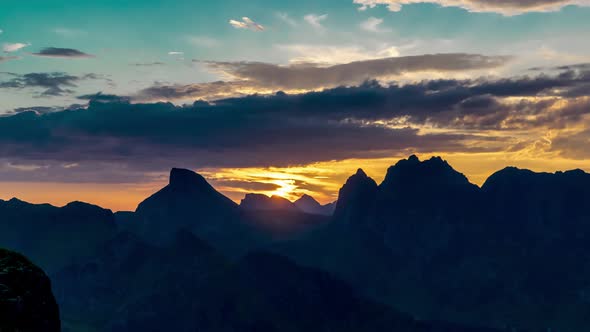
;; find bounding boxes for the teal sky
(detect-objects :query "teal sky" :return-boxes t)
[2,1,590,111]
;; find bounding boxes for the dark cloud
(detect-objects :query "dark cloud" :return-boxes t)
[31,47,94,58]
[77,92,131,103]
[0,72,101,97]
[0,88,495,183]
[1,66,589,182]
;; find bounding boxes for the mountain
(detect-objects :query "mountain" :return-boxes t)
[118,251,510,332]
[0,198,117,273]
[52,233,508,332]
[4,156,590,331]
[0,249,60,332]
[240,193,299,212]
[132,168,262,255]
[482,167,590,234]
[293,194,335,216]
[53,230,227,331]
[279,156,590,332]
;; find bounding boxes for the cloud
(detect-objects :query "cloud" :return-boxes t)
[3,43,30,53]
[168,51,184,55]
[0,56,20,63]
[360,17,391,33]
[77,92,131,103]
[131,62,166,67]
[229,17,264,31]
[304,14,328,29]
[2,66,590,184]
[53,28,86,37]
[353,0,590,15]
[276,12,298,27]
[187,36,219,48]
[202,53,512,90]
[134,80,252,102]
[276,44,400,65]
[0,72,100,96]
[31,47,94,58]
[0,93,488,177]
[137,53,510,101]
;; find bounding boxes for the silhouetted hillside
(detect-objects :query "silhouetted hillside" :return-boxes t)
[0,198,116,273]
[280,156,590,331]
[53,232,509,332]
[132,168,263,255]
[3,157,590,331]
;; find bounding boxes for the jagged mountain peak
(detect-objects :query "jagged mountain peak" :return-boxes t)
[381,155,473,191]
[333,168,378,222]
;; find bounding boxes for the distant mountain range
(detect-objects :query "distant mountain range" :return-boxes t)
[240,193,335,216]
[1,155,590,331]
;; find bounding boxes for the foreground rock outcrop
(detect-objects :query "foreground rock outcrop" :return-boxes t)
[0,248,60,332]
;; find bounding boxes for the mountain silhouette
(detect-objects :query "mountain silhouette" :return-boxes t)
[240,193,299,212]
[3,156,590,331]
[281,155,590,331]
[0,198,116,273]
[294,194,335,216]
[53,231,508,332]
[132,168,262,255]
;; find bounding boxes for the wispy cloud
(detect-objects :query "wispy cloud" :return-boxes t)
[0,56,20,63]
[360,17,391,33]
[229,17,265,31]
[276,12,298,27]
[168,51,184,55]
[131,62,165,67]
[53,27,86,37]
[353,0,590,15]
[304,14,328,30]
[187,36,219,48]
[3,42,30,53]
[31,47,94,59]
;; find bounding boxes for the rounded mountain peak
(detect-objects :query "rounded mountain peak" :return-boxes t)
[169,168,211,190]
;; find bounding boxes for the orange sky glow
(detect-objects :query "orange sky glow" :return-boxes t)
[2,152,590,212]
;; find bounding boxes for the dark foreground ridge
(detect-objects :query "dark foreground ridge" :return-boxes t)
[0,249,60,332]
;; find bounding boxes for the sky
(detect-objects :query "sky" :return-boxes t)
[1,0,590,211]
